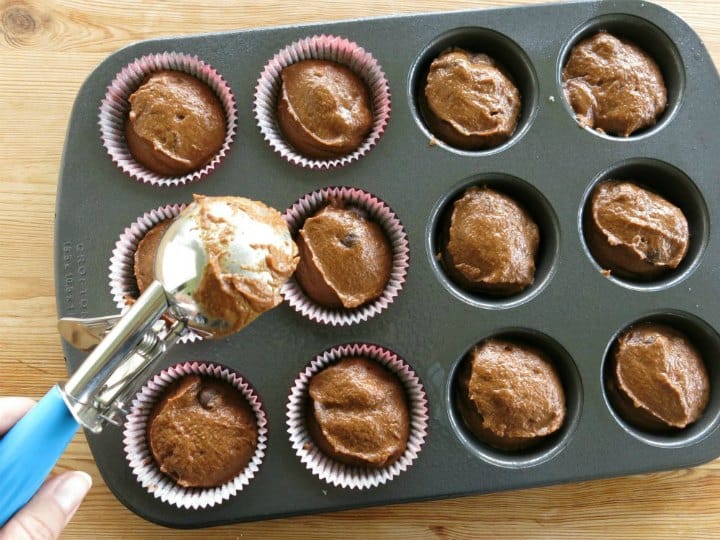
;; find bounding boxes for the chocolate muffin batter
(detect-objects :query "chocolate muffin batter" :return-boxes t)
[422,48,521,149]
[586,181,689,279]
[307,357,410,468]
[186,195,299,337]
[147,375,258,488]
[125,71,226,176]
[133,218,173,294]
[456,339,566,451]
[562,32,667,137]
[277,60,373,159]
[295,203,392,309]
[442,187,539,296]
[609,323,709,431]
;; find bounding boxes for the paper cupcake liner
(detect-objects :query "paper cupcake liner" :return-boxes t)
[286,343,428,489]
[123,361,268,509]
[254,34,391,169]
[282,186,409,326]
[99,52,237,187]
[108,203,201,343]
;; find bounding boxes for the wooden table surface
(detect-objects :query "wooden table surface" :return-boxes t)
[1,0,719,537]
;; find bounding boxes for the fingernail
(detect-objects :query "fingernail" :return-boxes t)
[52,472,92,514]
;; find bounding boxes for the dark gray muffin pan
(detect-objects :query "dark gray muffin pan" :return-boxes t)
[54,0,720,528]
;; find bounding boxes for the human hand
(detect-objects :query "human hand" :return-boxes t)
[0,397,92,540]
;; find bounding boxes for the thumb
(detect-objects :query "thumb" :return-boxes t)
[0,471,92,540]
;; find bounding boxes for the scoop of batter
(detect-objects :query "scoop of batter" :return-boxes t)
[586,181,688,279]
[423,48,521,149]
[277,60,373,159]
[147,375,258,488]
[307,357,409,467]
[562,32,666,136]
[442,187,539,296]
[294,203,392,309]
[457,339,566,451]
[125,71,226,175]
[155,195,299,337]
[610,323,709,430]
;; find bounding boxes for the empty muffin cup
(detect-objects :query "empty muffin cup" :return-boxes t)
[123,361,267,509]
[282,186,409,326]
[108,203,202,343]
[254,34,391,169]
[286,343,428,489]
[99,51,237,187]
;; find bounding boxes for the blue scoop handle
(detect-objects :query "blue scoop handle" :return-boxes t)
[0,386,80,526]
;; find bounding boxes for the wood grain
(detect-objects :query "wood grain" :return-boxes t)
[1,0,719,537]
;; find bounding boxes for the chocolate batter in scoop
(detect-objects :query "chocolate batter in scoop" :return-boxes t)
[125,71,226,176]
[147,375,258,488]
[307,357,410,468]
[295,203,392,309]
[442,187,539,296]
[562,32,667,137]
[456,339,566,451]
[422,48,521,149]
[586,181,689,279]
[277,60,373,159]
[163,195,299,338]
[609,323,709,431]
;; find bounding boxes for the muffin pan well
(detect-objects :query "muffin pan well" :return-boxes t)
[447,328,583,468]
[601,311,720,449]
[409,26,539,155]
[428,173,560,309]
[55,0,720,528]
[578,158,709,291]
[556,13,686,140]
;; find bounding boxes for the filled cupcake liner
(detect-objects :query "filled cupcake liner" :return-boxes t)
[99,52,237,187]
[123,361,268,509]
[254,34,391,169]
[286,343,428,490]
[281,186,409,326]
[108,203,201,343]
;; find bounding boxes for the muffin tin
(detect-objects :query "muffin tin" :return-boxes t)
[54,0,720,528]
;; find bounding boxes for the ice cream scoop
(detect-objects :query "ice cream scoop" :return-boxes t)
[156,195,299,337]
[0,195,298,525]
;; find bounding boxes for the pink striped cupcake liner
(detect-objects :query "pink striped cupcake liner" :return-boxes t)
[108,203,201,343]
[99,52,237,187]
[286,343,429,489]
[282,186,409,326]
[123,361,268,509]
[254,34,391,169]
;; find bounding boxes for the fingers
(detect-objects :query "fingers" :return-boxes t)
[0,471,92,540]
[0,397,36,435]
[0,398,92,538]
